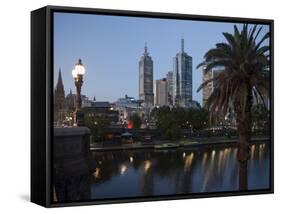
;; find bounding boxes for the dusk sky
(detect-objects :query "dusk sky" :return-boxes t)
[54,12,269,104]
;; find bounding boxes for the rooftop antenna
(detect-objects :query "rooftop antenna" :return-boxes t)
[144,42,148,55]
[181,37,184,53]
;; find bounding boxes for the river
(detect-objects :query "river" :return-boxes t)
[53,142,270,202]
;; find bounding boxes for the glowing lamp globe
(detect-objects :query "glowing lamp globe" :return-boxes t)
[72,58,85,78]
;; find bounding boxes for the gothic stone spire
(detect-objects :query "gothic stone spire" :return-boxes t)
[55,68,65,95]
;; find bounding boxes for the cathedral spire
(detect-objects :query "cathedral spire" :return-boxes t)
[56,68,65,95]
[54,68,66,125]
[58,68,62,85]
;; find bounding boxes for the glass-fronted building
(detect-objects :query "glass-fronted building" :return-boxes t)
[173,39,192,107]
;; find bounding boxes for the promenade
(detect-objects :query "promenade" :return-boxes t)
[90,136,269,151]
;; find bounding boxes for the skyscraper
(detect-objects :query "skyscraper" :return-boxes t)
[202,67,225,125]
[155,78,168,106]
[173,38,192,107]
[202,67,223,108]
[166,71,173,105]
[54,68,66,126]
[139,43,154,108]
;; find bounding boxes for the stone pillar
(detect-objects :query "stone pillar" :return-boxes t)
[53,127,93,202]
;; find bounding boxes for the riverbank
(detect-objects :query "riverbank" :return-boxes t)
[90,136,270,151]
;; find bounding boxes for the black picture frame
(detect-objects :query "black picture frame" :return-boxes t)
[31,5,274,208]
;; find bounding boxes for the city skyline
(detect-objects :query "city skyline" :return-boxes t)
[50,9,272,203]
[54,12,269,104]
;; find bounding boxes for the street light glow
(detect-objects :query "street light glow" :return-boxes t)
[72,58,86,78]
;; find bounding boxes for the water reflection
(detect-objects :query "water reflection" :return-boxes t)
[93,167,100,179]
[184,152,194,172]
[144,160,152,173]
[120,164,127,175]
[53,143,270,202]
[259,144,266,161]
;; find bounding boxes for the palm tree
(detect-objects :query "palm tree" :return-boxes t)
[197,24,270,190]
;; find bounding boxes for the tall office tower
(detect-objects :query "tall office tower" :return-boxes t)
[202,67,226,126]
[54,68,66,126]
[173,38,192,107]
[155,78,168,106]
[139,43,154,108]
[202,67,223,107]
[166,71,173,105]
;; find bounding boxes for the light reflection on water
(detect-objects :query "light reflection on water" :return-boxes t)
[54,143,270,202]
[184,152,194,172]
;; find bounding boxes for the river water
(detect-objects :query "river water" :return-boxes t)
[54,143,270,202]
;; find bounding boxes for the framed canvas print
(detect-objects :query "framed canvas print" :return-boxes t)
[31,5,274,207]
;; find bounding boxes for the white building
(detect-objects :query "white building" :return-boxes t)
[202,67,224,108]
[155,78,168,106]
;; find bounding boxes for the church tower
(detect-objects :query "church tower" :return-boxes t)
[54,68,66,126]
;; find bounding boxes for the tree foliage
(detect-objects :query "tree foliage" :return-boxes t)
[130,113,142,129]
[151,106,209,140]
[85,114,110,142]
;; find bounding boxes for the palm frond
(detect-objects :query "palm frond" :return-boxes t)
[198,23,270,119]
[253,26,263,43]
[255,32,270,50]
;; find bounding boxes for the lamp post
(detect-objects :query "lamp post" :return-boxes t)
[72,58,86,126]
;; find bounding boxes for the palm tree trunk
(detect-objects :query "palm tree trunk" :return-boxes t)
[237,114,251,162]
[236,111,251,191]
[239,160,248,190]
[235,85,253,191]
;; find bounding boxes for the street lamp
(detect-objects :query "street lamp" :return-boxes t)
[72,58,86,126]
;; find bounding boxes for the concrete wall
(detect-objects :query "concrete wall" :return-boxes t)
[53,127,91,160]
